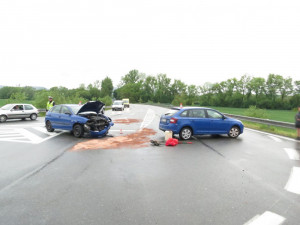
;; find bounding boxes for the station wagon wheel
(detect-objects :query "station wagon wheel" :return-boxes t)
[180,127,192,140]
[46,121,54,132]
[228,126,240,138]
[73,124,83,138]
[30,113,37,120]
[0,115,7,122]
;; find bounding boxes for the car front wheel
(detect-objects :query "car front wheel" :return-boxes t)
[180,127,192,140]
[228,126,240,138]
[0,115,7,122]
[73,124,83,138]
[46,121,54,132]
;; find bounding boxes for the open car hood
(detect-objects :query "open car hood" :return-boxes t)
[77,101,105,115]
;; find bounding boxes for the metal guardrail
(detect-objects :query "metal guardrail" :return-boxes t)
[224,113,295,129]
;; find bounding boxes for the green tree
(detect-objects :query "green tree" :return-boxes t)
[141,75,157,102]
[10,92,26,102]
[121,69,143,85]
[100,77,113,98]
[154,74,172,103]
[170,80,187,97]
[279,77,293,100]
[186,85,198,105]
[249,77,266,107]
[266,74,283,108]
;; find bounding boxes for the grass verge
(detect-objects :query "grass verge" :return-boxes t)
[242,120,297,139]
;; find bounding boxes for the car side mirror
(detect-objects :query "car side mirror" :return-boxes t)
[65,112,71,116]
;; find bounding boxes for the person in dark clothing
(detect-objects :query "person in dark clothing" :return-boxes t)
[296,106,300,140]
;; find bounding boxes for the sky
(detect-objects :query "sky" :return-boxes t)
[0,0,299,89]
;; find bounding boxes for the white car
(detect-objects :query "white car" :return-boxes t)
[0,104,39,122]
[112,100,124,111]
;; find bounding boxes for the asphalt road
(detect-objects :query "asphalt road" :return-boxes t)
[0,104,299,225]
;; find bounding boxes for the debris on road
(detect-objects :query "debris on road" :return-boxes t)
[113,119,140,125]
[165,138,178,146]
[150,138,193,147]
[150,139,164,146]
[71,128,156,151]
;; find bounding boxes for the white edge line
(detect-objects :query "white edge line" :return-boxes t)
[35,131,65,144]
[244,211,285,225]
[283,148,300,160]
[285,167,300,195]
[268,135,282,143]
[245,128,299,142]
[0,139,31,143]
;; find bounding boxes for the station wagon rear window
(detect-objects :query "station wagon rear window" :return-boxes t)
[165,109,179,116]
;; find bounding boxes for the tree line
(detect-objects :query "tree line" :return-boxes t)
[0,77,113,109]
[114,70,300,110]
[0,70,299,110]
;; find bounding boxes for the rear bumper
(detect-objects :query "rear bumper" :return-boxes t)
[159,123,180,134]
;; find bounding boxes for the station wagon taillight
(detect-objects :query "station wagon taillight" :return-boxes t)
[170,118,178,124]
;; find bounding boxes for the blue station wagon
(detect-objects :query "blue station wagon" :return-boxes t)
[159,107,244,140]
[45,101,114,138]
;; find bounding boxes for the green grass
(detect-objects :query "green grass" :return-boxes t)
[208,106,296,123]
[242,121,297,139]
[145,103,296,123]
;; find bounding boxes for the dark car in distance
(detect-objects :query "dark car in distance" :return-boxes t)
[159,107,244,140]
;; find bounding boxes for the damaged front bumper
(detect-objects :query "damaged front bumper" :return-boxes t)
[80,114,114,138]
[89,121,114,137]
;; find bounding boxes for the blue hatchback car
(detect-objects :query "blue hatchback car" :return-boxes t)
[45,101,114,138]
[159,107,244,140]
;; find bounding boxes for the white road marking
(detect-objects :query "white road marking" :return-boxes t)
[268,135,282,142]
[283,148,300,160]
[0,134,23,138]
[245,128,298,142]
[285,167,300,194]
[244,211,285,225]
[0,126,63,144]
[32,126,59,136]
[0,130,19,134]
[0,122,45,127]
[140,109,155,129]
[15,128,43,144]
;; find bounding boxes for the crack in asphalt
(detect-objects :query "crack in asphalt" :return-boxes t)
[194,137,225,158]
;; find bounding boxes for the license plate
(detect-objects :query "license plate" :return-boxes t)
[161,118,166,123]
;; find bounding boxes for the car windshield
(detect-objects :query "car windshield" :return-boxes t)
[165,109,179,116]
[0,104,13,110]
[68,105,82,114]
[113,101,123,105]
[123,100,129,103]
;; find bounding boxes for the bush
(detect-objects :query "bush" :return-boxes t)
[98,96,112,106]
[245,106,268,119]
[172,95,187,106]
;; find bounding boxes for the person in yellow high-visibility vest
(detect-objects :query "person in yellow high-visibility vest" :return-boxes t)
[46,96,55,112]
